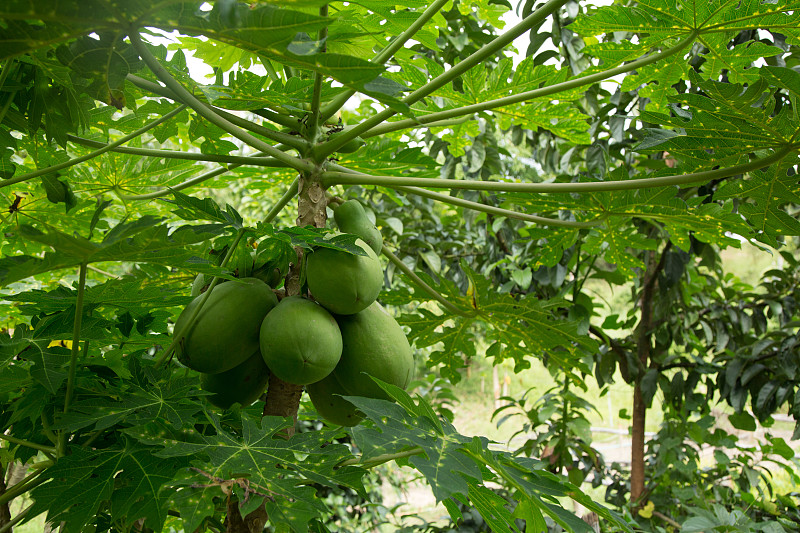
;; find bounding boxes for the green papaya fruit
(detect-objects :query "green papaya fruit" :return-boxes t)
[306,373,364,427]
[328,130,366,153]
[175,278,278,374]
[334,200,383,255]
[191,273,207,297]
[332,302,413,401]
[259,296,343,385]
[306,239,383,316]
[200,350,270,409]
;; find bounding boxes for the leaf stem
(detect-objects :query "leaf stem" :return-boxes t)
[360,34,696,136]
[0,434,57,455]
[154,228,248,369]
[326,163,597,227]
[263,178,300,224]
[66,135,288,166]
[315,0,570,158]
[0,105,187,189]
[382,247,473,317]
[337,446,424,468]
[59,262,87,457]
[307,5,328,143]
[128,33,314,173]
[322,146,795,193]
[395,185,600,228]
[364,116,474,138]
[317,0,451,124]
[0,470,46,507]
[126,74,309,150]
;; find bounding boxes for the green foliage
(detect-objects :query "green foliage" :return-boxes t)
[1,0,799,530]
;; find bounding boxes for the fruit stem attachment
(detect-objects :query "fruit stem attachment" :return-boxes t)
[382,248,475,317]
[154,228,247,369]
[0,105,187,189]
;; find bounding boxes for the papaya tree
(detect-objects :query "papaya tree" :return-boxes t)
[0,0,799,532]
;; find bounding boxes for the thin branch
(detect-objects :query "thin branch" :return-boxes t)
[252,108,299,130]
[315,0,571,158]
[382,247,475,317]
[128,33,313,173]
[0,434,56,455]
[326,163,600,228]
[0,105,187,189]
[307,5,328,143]
[154,228,247,368]
[358,35,696,137]
[364,116,474,138]
[67,135,287,167]
[322,146,795,194]
[0,471,46,507]
[59,262,87,457]
[263,178,300,224]
[394,185,602,228]
[117,149,290,201]
[318,0,451,124]
[126,74,308,150]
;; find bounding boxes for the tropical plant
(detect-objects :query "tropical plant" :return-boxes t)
[0,0,799,532]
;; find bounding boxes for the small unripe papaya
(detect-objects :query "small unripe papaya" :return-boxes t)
[259,296,343,385]
[333,302,413,401]
[175,278,278,374]
[191,273,207,297]
[334,200,383,255]
[306,373,364,427]
[200,350,270,409]
[306,239,383,316]
[328,130,366,153]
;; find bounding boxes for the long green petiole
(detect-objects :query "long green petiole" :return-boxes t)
[0,434,57,455]
[263,178,300,224]
[382,248,474,317]
[0,105,187,189]
[323,146,795,194]
[318,0,452,124]
[0,470,47,507]
[129,32,314,173]
[126,74,309,151]
[57,262,88,457]
[67,135,287,167]
[360,35,695,137]
[117,149,296,201]
[314,0,571,158]
[154,228,248,369]
[326,163,597,228]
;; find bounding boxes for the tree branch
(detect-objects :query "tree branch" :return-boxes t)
[321,146,794,194]
[128,33,313,173]
[315,0,571,158]
[66,135,287,167]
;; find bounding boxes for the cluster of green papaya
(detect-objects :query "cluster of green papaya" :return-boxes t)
[173,200,413,426]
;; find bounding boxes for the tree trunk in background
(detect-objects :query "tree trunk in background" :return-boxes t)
[630,243,670,506]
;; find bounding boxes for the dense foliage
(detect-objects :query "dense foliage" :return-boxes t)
[1,0,799,531]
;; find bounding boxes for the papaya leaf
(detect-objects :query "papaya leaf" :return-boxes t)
[150,415,366,533]
[28,442,190,533]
